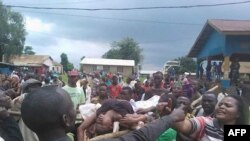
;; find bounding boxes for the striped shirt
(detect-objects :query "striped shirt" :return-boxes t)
[190,117,224,141]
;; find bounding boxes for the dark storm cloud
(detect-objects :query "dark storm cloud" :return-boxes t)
[3,0,250,69]
[26,33,57,46]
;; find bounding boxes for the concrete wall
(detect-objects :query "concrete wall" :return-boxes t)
[82,64,95,73]
[123,66,133,77]
[44,58,54,71]
[53,66,63,74]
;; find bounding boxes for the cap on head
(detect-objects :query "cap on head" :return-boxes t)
[22,79,42,91]
[68,70,79,76]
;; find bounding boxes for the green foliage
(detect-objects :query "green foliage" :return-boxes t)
[175,57,196,74]
[80,56,85,61]
[0,2,26,62]
[67,63,74,71]
[102,37,143,65]
[23,46,35,55]
[60,53,74,72]
[60,73,68,85]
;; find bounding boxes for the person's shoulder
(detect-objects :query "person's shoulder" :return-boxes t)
[62,85,69,89]
[192,116,213,123]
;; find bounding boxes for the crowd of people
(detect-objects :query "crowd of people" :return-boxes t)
[0,69,249,141]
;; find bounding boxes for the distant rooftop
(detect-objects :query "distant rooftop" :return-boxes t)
[208,19,250,34]
[10,55,52,66]
[80,58,135,66]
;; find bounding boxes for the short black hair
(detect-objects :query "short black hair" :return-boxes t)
[155,71,163,77]
[203,92,218,102]
[21,86,69,133]
[159,94,177,111]
[98,83,108,88]
[122,86,133,95]
[112,75,118,79]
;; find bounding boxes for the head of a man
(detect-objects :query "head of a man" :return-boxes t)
[190,80,199,91]
[22,79,42,93]
[21,86,76,137]
[157,94,177,117]
[112,75,118,85]
[134,80,141,89]
[67,70,79,87]
[202,92,217,115]
[118,87,133,101]
[153,71,163,87]
[97,83,108,98]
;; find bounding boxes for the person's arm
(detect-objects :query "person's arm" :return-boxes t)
[172,119,193,134]
[97,105,186,141]
[77,113,96,141]
[119,114,147,126]
[136,106,156,114]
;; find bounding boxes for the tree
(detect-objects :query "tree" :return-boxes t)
[80,56,85,61]
[175,57,196,74]
[0,2,26,62]
[23,46,35,55]
[102,37,143,65]
[60,53,74,72]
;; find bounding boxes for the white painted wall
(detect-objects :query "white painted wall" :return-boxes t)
[44,58,54,70]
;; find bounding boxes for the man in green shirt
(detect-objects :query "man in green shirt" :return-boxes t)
[63,70,85,109]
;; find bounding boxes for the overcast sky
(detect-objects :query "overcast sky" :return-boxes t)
[2,0,250,70]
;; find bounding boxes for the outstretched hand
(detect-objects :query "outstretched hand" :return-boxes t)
[169,104,186,122]
[120,114,136,124]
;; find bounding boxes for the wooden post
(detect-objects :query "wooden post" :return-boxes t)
[223,56,230,79]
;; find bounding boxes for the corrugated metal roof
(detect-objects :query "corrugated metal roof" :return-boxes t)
[187,19,250,58]
[208,19,250,34]
[10,55,52,66]
[80,58,135,66]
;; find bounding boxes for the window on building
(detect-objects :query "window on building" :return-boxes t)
[103,65,110,72]
[92,66,97,71]
[117,66,123,73]
[97,65,103,71]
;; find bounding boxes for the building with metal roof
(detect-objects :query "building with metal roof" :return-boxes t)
[10,55,63,74]
[188,19,250,60]
[187,19,250,87]
[80,58,135,77]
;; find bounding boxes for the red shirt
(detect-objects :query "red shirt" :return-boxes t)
[109,84,122,98]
